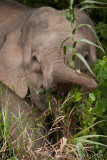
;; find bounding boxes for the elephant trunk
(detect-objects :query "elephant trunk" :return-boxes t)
[52,63,98,91]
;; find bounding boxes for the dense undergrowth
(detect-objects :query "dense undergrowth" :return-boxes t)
[0,0,107,159]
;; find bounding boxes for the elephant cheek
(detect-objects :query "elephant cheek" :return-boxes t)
[27,74,48,111]
[27,72,43,90]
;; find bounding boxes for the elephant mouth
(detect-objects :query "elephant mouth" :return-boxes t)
[36,75,96,113]
[38,83,72,101]
[39,82,77,105]
[51,83,75,96]
[38,63,97,110]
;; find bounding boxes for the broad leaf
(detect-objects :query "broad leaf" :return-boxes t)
[89,93,96,101]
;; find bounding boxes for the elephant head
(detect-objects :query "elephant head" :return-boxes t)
[0,7,97,111]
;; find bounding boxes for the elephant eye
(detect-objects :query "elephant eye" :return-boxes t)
[32,55,37,61]
[32,52,37,61]
[85,55,89,61]
[84,51,89,61]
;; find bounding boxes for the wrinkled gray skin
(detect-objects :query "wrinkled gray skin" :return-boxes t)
[0,0,97,158]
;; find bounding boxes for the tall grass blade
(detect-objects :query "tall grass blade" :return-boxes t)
[75,24,104,52]
[81,135,107,139]
[2,107,8,140]
[80,5,107,11]
[79,38,104,52]
[75,53,94,76]
[60,37,71,50]
[65,13,72,27]
[64,46,67,63]
[81,1,107,5]
[77,141,84,160]
[75,137,107,147]
[69,120,104,143]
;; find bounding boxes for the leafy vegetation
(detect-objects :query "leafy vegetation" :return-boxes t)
[0,0,107,159]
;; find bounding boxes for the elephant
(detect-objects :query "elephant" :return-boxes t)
[0,0,98,159]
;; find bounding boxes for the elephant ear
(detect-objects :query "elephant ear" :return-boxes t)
[0,29,28,98]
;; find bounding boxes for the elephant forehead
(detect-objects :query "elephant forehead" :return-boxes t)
[33,31,59,45]
[48,14,72,29]
[32,25,73,49]
[32,29,87,51]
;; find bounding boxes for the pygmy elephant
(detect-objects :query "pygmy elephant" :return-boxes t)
[0,0,97,158]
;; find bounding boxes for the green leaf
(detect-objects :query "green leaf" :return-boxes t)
[75,53,94,76]
[60,37,71,50]
[54,0,58,2]
[103,56,107,62]
[80,135,107,139]
[4,107,8,129]
[75,23,104,52]
[69,60,75,69]
[69,121,104,143]
[73,41,77,48]
[70,0,74,6]
[72,28,76,35]
[89,93,95,101]
[80,139,107,147]
[80,5,107,11]
[74,136,107,148]
[104,63,107,72]
[2,107,8,140]
[79,38,104,52]
[77,142,84,160]
[63,46,67,63]
[65,13,73,27]
[8,158,19,160]
[74,92,82,102]
[66,45,74,53]
[81,1,107,5]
